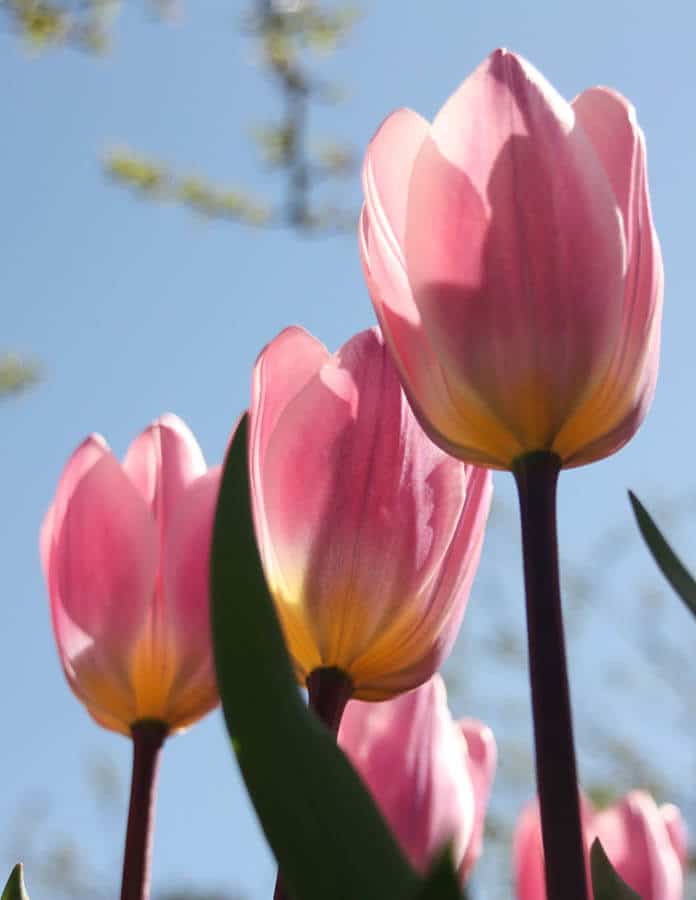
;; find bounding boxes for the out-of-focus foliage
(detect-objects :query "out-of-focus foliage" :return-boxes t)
[105,150,273,227]
[0,0,172,52]
[105,0,361,234]
[0,354,40,398]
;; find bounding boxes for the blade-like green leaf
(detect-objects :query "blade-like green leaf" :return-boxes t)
[629,491,696,618]
[414,849,463,900]
[591,838,642,900]
[210,414,420,900]
[2,865,28,900]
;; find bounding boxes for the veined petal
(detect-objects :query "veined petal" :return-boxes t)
[557,89,663,464]
[361,208,520,469]
[52,452,158,652]
[250,325,329,581]
[42,434,110,577]
[362,107,430,269]
[159,466,222,729]
[123,413,207,525]
[350,464,491,698]
[49,452,159,734]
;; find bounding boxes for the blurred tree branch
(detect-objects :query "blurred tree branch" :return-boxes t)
[4,0,361,233]
[0,0,173,51]
[105,0,361,234]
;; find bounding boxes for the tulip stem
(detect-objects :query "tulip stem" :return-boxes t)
[513,452,588,900]
[273,667,353,900]
[306,666,353,735]
[120,720,168,900]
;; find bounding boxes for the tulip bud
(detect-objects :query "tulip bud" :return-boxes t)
[338,675,496,881]
[360,48,662,470]
[514,791,687,900]
[41,414,220,736]
[249,326,492,699]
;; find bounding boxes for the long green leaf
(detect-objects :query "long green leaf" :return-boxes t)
[2,865,28,900]
[629,491,696,618]
[414,850,462,900]
[210,414,420,900]
[591,839,641,900]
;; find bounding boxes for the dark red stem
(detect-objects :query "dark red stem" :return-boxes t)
[513,451,588,900]
[120,720,168,900]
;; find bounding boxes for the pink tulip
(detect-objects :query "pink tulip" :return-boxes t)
[514,792,687,900]
[249,326,492,699]
[338,674,496,881]
[360,48,662,470]
[41,414,220,736]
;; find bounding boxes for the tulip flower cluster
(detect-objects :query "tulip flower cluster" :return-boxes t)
[29,44,685,900]
[515,793,687,900]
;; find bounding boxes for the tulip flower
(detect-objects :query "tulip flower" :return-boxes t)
[360,48,662,471]
[249,325,492,706]
[338,675,496,882]
[515,792,687,900]
[41,413,221,736]
[41,415,222,900]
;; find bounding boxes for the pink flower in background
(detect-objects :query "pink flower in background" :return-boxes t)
[41,414,220,736]
[514,791,687,900]
[360,48,662,470]
[249,326,492,699]
[338,674,496,881]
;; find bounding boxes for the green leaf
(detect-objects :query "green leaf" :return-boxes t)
[628,491,696,618]
[591,839,641,900]
[210,414,420,900]
[414,849,463,900]
[2,865,29,900]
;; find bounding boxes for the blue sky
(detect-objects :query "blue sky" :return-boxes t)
[2,2,696,898]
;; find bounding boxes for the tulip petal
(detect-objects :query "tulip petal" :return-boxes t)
[361,209,517,469]
[354,464,491,697]
[459,719,497,879]
[53,452,158,653]
[43,435,120,689]
[558,89,663,464]
[660,804,688,869]
[593,792,684,900]
[123,413,207,524]
[160,466,222,729]
[42,434,110,576]
[514,801,547,900]
[39,503,54,581]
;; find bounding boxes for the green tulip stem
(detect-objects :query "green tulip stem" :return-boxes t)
[513,451,588,900]
[273,667,353,900]
[120,720,168,900]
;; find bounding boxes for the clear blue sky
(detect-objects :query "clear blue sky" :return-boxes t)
[2,2,696,898]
